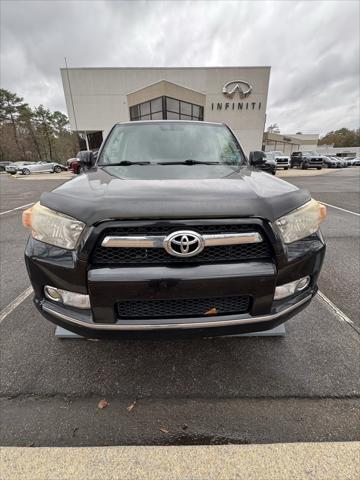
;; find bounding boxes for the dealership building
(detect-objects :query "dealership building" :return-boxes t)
[263,132,320,155]
[61,66,270,154]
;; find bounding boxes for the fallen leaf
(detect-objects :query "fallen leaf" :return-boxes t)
[204,307,218,316]
[72,427,79,437]
[159,427,169,434]
[127,400,137,412]
[182,424,188,430]
[97,399,109,409]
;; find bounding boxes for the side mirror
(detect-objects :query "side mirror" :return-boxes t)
[249,151,266,166]
[77,150,95,168]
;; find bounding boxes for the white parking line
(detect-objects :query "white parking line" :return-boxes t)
[0,287,33,324]
[0,203,34,216]
[317,290,360,335]
[319,202,360,217]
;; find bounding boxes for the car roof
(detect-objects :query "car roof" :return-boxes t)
[115,120,225,127]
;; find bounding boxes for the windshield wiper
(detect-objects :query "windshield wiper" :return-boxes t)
[157,159,221,166]
[99,161,151,166]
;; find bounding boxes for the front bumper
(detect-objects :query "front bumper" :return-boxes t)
[25,225,325,338]
[36,291,313,338]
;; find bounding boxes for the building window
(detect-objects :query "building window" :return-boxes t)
[130,96,163,121]
[129,96,203,121]
[165,96,203,121]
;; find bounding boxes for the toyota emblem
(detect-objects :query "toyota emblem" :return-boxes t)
[163,230,205,258]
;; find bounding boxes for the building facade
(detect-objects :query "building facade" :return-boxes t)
[263,132,319,155]
[61,67,270,154]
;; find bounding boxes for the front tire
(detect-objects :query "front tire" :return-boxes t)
[54,166,62,173]
[22,168,30,175]
[317,167,322,170]
[301,163,308,170]
[284,167,289,170]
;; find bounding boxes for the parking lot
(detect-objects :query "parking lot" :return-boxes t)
[0,168,359,447]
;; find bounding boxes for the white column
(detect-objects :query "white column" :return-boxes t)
[84,131,90,150]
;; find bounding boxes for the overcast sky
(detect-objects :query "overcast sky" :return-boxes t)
[1,0,359,135]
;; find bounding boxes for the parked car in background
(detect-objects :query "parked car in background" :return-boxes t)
[290,151,323,170]
[0,161,11,172]
[266,151,290,170]
[6,162,35,175]
[340,157,354,167]
[351,157,360,166]
[323,156,340,168]
[5,161,65,175]
[69,158,81,174]
[338,158,347,168]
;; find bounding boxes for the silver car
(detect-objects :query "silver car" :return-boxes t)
[5,161,64,175]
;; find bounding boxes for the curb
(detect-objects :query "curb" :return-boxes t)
[1,442,359,480]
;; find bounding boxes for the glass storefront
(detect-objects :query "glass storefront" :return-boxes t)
[130,96,204,121]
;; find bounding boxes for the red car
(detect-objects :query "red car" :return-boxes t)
[69,158,80,174]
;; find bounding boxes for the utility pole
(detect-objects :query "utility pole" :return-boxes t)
[64,57,81,149]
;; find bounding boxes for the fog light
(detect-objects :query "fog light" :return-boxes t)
[274,276,311,300]
[44,286,62,302]
[296,276,311,292]
[44,286,90,309]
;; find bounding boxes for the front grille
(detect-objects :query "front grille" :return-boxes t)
[116,295,251,320]
[91,223,272,266]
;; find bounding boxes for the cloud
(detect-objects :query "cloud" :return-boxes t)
[1,0,359,134]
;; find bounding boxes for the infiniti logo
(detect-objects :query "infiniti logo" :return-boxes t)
[222,80,252,99]
[163,231,205,258]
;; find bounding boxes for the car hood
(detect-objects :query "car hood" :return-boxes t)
[41,167,310,225]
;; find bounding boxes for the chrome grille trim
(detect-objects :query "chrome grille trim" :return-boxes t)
[101,232,263,248]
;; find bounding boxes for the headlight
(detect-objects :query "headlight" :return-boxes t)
[22,202,85,250]
[274,199,327,244]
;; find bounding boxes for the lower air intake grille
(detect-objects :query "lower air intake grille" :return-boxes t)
[116,295,251,320]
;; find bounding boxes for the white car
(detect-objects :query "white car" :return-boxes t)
[5,161,64,175]
[266,151,290,170]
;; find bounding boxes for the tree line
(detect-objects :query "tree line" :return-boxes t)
[0,88,79,164]
[318,128,360,148]
[267,123,360,148]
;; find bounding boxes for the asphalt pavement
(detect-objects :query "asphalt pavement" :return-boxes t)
[0,169,359,447]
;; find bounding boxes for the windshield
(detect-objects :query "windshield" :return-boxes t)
[97,122,246,180]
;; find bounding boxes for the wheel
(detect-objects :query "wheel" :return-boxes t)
[54,165,62,173]
[22,168,30,175]
[284,167,289,170]
[317,167,322,170]
[290,165,294,169]
[272,170,276,175]
[301,163,307,170]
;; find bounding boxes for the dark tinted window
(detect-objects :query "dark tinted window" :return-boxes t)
[130,96,203,122]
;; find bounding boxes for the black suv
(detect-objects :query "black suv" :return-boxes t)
[291,151,323,170]
[24,121,326,338]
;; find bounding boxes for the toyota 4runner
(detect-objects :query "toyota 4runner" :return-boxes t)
[23,121,326,338]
